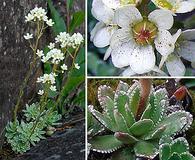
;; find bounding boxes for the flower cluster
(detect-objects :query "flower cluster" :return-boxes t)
[37,73,57,92]
[41,48,64,64]
[25,7,54,27]
[91,0,195,76]
[55,32,84,48]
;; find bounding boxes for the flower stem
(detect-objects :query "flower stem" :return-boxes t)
[13,21,44,123]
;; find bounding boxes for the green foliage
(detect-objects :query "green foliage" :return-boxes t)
[88,81,193,159]
[6,103,61,154]
[70,11,85,33]
[159,137,195,160]
[47,0,66,35]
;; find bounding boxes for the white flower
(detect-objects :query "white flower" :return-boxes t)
[36,49,44,57]
[91,0,118,48]
[24,33,33,40]
[37,73,56,85]
[42,49,64,64]
[38,90,44,95]
[108,6,175,75]
[25,7,48,22]
[50,85,57,92]
[151,0,195,13]
[61,64,68,73]
[71,33,84,48]
[165,29,195,76]
[48,43,55,49]
[74,63,80,70]
[46,19,54,26]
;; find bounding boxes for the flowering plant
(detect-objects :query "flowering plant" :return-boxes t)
[5,3,84,154]
[89,0,195,76]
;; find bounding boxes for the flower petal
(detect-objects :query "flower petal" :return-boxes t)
[110,28,133,48]
[111,41,136,68]
[121,67,136,76]
[90,22,105,42]
[155,29,175,56]
[182,29,195,41]
[176,1,195,13]
[102,0,120,9]
[129,45,156,74]
[148,9,174,30]
[104,47,112,60]
[93,26,116,48]
[114,6,143,28]
[92,0,114,24]
[177,41,195,62]
[166,54,186,76]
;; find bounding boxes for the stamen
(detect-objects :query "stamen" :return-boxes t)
[150,28,157,34]
[133,29,139,35]
[143,22,146,30]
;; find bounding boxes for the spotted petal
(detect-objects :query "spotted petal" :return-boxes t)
[129,45,156,74]
[111,41,136,68]
[148,9,173,30]
[166,54,186,76]
[110,28,133,48]
[121,67,136,76]
[92,0,114,24]
[114,6,143,28]
[155,29,175,56]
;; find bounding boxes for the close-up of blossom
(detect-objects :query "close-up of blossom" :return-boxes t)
[109,6,175,74]
[88,0,195,76]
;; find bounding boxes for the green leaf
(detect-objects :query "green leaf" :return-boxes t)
[180,153,195,160]
[171,137,189,154]
[72,90,85,109]
[168,153,182,160]
[134,141,158,159]
[114,132,138,145]
[70,11,85,33]
[66,0,74,10]
[144,125,166,140]
[129,119,154,136]
[159,143,171,160]
[90,135,123,153]
[88,105,116,132]
[47,0,66,35]
[111,148,135,160]
[156,111,192,136]
[129,86,140,117]
[114,110,129,133]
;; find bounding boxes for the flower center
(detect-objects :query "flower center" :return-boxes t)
[155,0,173,10]
[132,20,157,45]
[120,0,136,5]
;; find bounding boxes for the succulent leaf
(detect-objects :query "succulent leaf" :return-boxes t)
[90,135,123,153]
[129,119,154,136]
[143,125,166,140]
[180,152,195,160]
[159,143,171,160]
[114,109,129,133]
[134,141,158,159]
[114,132,138,145]
[171,137,189,154]
[155,111,193,136]
[168,153,182,160]
[88,105,117,132]
[124,103,136,127]
[128,86,140,117]
[111,148,135,160]
[116,81,130,93]
[98,85,114,106]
